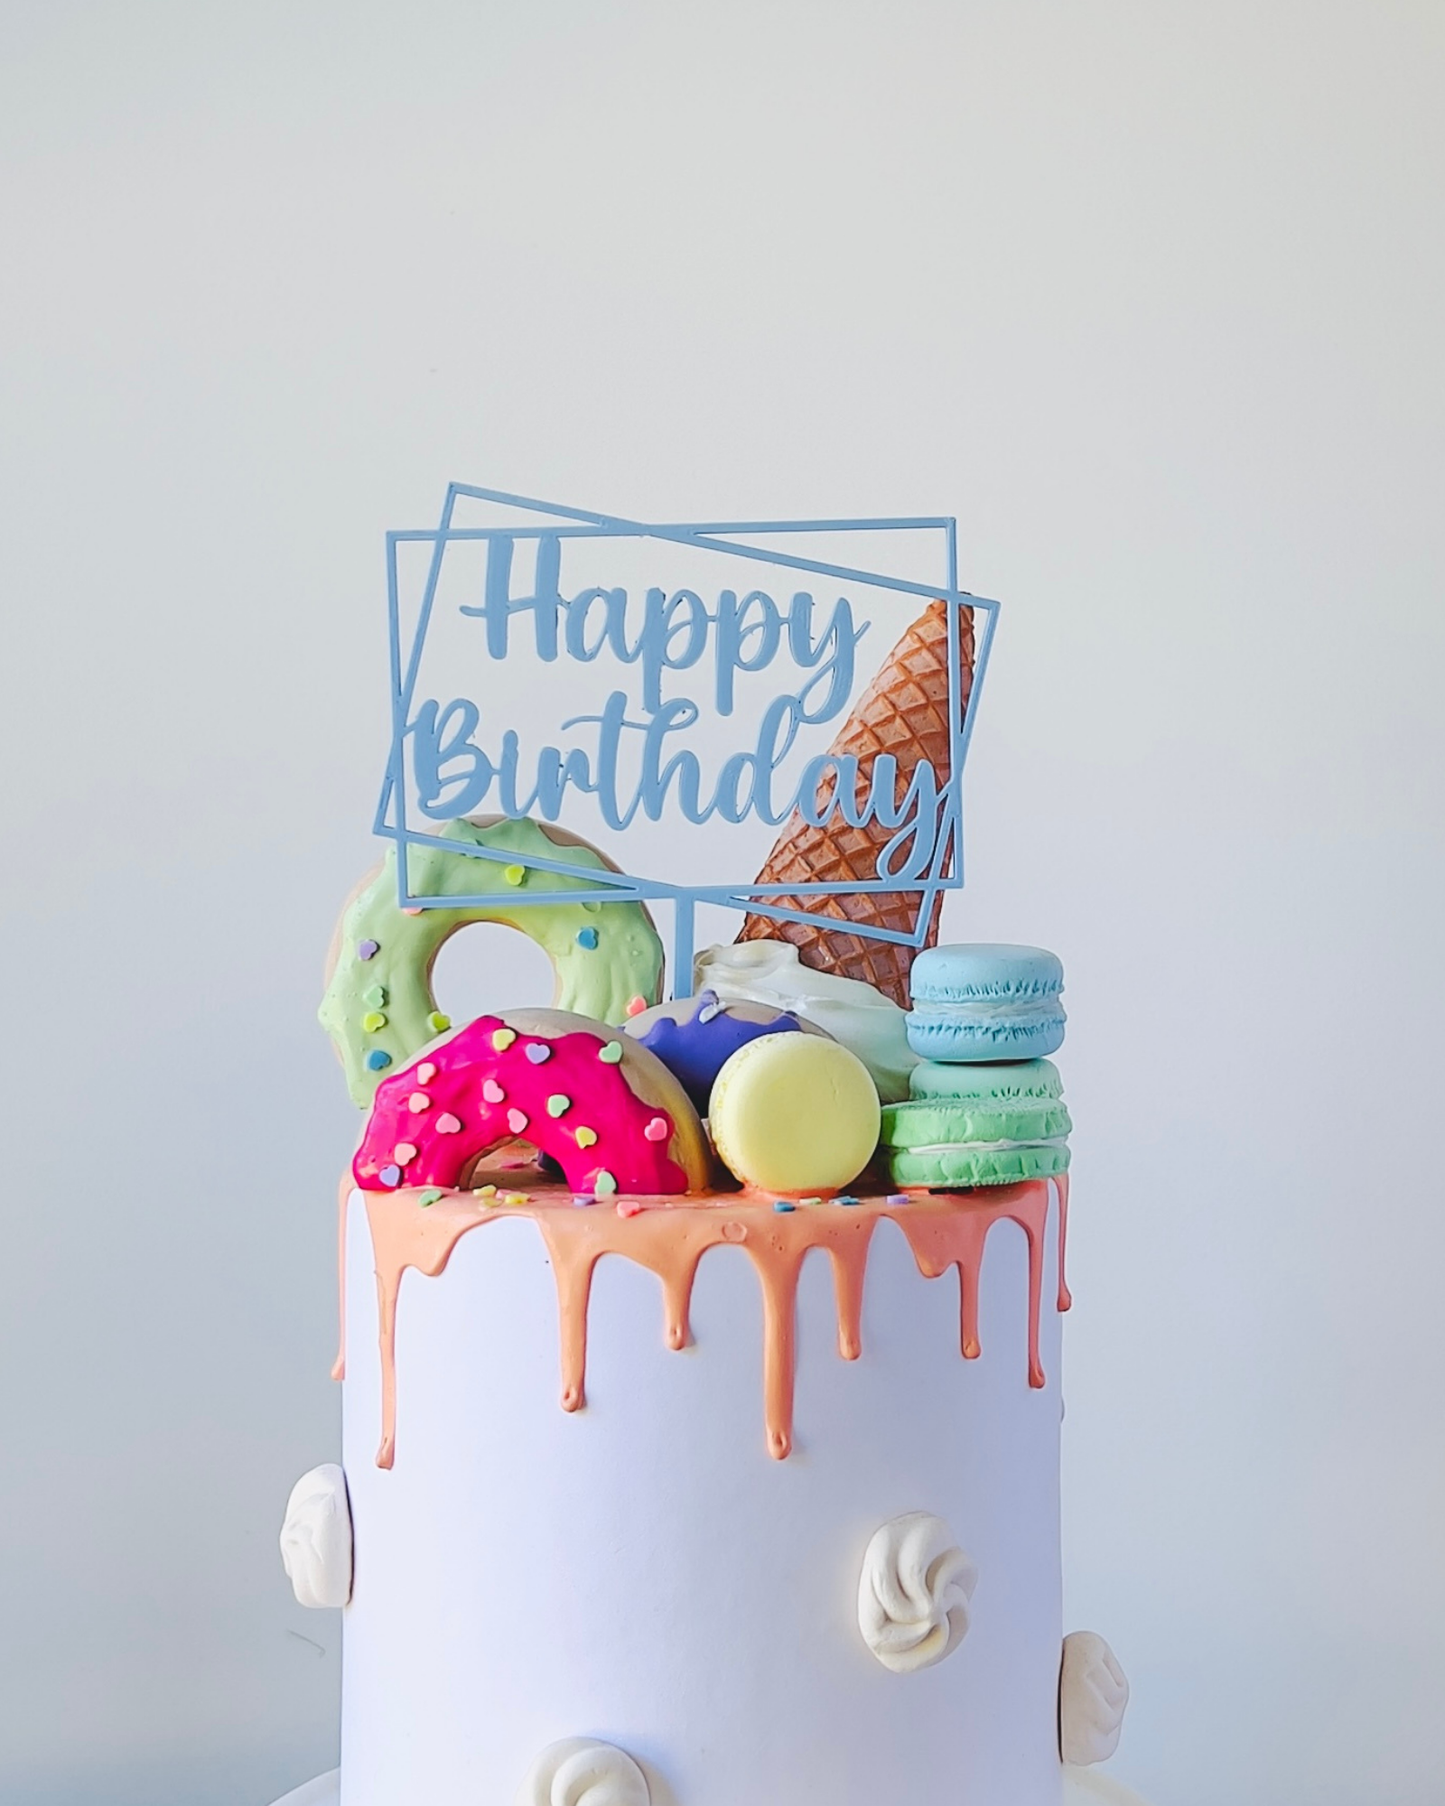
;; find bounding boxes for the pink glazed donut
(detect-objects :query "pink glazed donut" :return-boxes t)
[353,1008,713,1198]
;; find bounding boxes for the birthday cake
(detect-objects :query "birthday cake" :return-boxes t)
[276,492,1144,1806]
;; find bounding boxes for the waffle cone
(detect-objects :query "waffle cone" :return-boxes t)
[736,599,971,1007]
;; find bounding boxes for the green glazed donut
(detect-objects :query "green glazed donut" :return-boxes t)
[319,816,664,1106]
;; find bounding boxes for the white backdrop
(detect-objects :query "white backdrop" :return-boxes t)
[2,5,1442,1805]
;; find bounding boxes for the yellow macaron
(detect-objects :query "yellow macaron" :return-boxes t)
[709,1032,881,1194]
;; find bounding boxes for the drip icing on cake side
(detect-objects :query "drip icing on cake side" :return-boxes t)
[338,1176,1070,1468]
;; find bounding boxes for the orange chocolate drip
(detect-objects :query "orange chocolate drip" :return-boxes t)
[343,1177,1071,1470]
[1055,1169,1072,1312]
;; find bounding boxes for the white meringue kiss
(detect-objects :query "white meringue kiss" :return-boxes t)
[1059,1631,1130,1765]
[514,1738,651,1806]
[279,1463,353,1609]
[857,1511,978,1673]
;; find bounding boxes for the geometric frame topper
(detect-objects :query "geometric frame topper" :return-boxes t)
[377,484,998,987]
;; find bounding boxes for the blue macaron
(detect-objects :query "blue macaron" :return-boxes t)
[906,944,1066,1062]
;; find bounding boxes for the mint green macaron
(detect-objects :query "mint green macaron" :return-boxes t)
[880,1058,1071,1188]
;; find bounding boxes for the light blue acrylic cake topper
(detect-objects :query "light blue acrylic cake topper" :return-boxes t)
[376,485,998,994]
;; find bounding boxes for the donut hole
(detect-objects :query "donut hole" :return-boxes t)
[428,921,558,1028]
[459,1136,558,1190]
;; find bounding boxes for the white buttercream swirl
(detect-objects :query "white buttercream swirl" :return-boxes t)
[1060,1631,1130,1765]
[694,940,917,1102]
[279,1464,353,1609]
[514,1738,651,1806]
[857,1511,978,1673]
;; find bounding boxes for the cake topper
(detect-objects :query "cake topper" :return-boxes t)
[376,484,997,989]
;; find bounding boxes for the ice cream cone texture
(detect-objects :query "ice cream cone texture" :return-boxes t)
[733,599,968,1011]
[736,598,971,1008]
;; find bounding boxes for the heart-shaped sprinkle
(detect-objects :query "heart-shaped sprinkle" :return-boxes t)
[643,1116,669,1142]
[379,1164,401,1187]
[473,1183,497,1198]
[482,1078,506,1104]
[523,1043,551,1064]
[393,1143,418,1165]
[402,906,423,916]
[773,1200,796,1213]
[575,926,599,950]
[408,1092,431,1113]
[492,1028,516,1052]
[362,1011,386,1033]
[502,864,526,886]
[506,1108,529,1135]
[574,1126,597,1148]
[594,1169,618,1195]
[572,1194,595,1207]
[616,1197,642,1218]
[418,1188,443,1207]
[624,995,647,1018]
[427,1011,451,1034]
[357,939,380,961]
[365,1049,392,1072]
[697,1000,721,1024]
[597,1041,624,1065]
[435,1113,462,1134]
[416,1062,437,1084]
[546,1094,571,1118]
[364,984,387,1009]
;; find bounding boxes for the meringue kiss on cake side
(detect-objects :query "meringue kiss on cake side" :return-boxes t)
[276,491,1148,1806]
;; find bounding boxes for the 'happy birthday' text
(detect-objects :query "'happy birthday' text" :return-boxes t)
[403,539,945,879]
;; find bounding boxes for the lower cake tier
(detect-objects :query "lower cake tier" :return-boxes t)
[337,1180,1068,1806]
